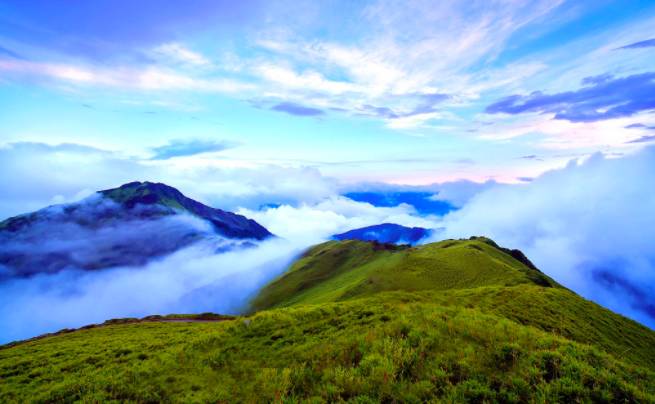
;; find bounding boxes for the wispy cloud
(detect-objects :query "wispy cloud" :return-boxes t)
[152,43,211,66]
[150,139,236,160]
[0,59,252,92]
[486,72,655,122]
[617,38,655,49]
[270,102,324,117]
[245,0,564,129]
[626,123,655,130]
[627,135,655,144]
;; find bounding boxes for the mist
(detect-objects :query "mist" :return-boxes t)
[435,147,655,328]
[0,237,306,344]
[0,195,235,278]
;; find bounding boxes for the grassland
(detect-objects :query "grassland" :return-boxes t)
[249,238,559,312]
[1,238,654,402]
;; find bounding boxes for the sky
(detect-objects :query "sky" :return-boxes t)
[1,1,655,337]
[1,0,654,187]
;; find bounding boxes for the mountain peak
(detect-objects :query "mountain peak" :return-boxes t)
[98,181,272,240]
[99,181,187,209]
[0,181,272,278]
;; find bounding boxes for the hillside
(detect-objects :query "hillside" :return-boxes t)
[250,237,557,311]
[251,238,655,367]
[1,238,654,402]
[0,181,271,277]
[332,223,432,244]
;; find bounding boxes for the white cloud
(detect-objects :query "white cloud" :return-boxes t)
[152,42,211,66]
[247,0,565,129]
[434,146,655,327]
[0,237,305,343]
[0,142,339,219]
[477,111,655,150]
[0,59,252,93]
[254,64,358,95]
[430,179,500,207]
[239,196,438,244]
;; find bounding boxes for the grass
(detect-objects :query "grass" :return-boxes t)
[249,238,558,312]
[252,239,655,367]
[1,295,654,402]
[1,238,655,402]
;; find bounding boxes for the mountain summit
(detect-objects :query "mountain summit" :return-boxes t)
[99,181,271,240]
[0,181,272,277]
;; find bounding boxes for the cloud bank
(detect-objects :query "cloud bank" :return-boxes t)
[239,195,439,245]
[436,147,655,328]
[0,141,339,219]
[0,237,305,344]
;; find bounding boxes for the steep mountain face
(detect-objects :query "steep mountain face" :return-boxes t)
[2,238,654,402]
[0,181,272,278]
[332,223,432,244]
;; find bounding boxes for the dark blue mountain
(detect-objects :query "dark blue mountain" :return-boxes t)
[343,191,455,216]
[99,181,271,240]
[332,223,432,245]
[0,181,272,278]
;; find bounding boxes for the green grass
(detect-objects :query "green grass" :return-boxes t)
[2,238,655,402]
[1,295,654,403]
[251,239,655,368]
[250,238,558,312]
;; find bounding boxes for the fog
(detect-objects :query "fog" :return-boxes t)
[0,173,439,344]
[0,195,231,278]
[0,237,305,343]
[2,141,655,343]
[435,147,655,328]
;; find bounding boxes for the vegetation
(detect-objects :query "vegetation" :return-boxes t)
[250,238,559,311]
[1,238,654,402]
[251,238,655,367]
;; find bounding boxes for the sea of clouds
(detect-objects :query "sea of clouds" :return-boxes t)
[0,142,654,343]
[435,147,655,328]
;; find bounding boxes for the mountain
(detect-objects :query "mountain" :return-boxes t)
[1,237,654,402]
[0,181,272,277]
[99,181,271,240]
[332,223,432,244]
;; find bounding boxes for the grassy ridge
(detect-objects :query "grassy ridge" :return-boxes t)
[1,295,654,402]
[252,239,655,368]
[249,239,557,312]
[2,238,655,402]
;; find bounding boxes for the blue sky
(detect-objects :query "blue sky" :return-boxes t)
[1,0,655,185]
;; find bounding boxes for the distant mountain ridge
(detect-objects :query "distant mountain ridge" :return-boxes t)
[332,223,432,244]
[0,181,272,278]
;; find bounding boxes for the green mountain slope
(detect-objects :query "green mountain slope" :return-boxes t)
[250,238,557,311]
[1,238,654,402]
[251,238,655,367]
